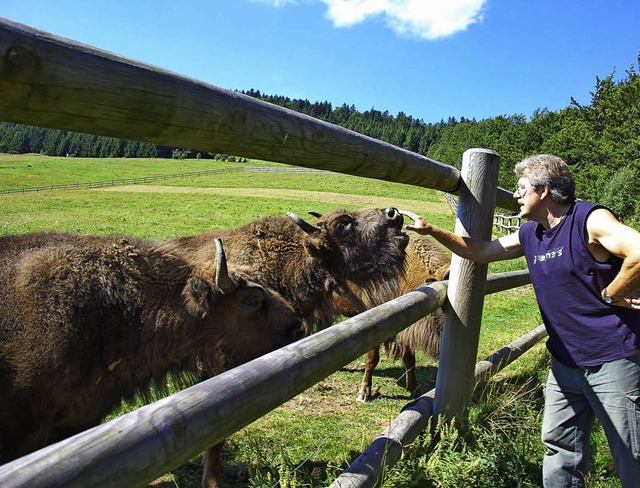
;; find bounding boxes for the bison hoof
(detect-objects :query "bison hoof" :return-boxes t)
[356,389,379,403]
[356,393,370,403]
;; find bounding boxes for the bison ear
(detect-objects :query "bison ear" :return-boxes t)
[303,234,330,259]
[184,278,212,318]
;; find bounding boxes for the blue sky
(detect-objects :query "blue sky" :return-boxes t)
[3,0,639,124]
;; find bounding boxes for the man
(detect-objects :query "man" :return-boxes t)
[400,154,640,487]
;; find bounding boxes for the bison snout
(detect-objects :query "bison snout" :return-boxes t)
[386,207,400,218]
[385,206,405,230]
[290,321,306,340]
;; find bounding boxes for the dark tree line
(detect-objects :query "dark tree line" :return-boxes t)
[1,55,639,224]
[0,125,247,161]
[0,125,174,159]
[242,89,452,155]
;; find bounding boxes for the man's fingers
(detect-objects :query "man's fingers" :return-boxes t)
[399,210,419,221]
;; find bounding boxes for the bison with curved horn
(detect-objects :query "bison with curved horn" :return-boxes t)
[0,231,303,471]
[162,207,410,333]
[161,206,410,487]
[302,209,450,401]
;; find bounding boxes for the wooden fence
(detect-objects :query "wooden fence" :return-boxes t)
[0,165,331,194]
[446,194,523,235]
[0,18,543,487]
[493,213,523,234]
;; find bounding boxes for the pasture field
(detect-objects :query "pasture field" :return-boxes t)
[0,154,617,487]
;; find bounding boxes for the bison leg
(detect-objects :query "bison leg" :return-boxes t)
[402,350,421,397]
[202,439,226,488]
[357,347,380,402]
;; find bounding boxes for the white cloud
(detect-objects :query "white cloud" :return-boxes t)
[251,0,298,7]
[255,0,487,39]
[321,0,389,26]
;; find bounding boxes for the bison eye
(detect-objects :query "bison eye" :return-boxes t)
[337,218,352,233]
[242,291,263,308]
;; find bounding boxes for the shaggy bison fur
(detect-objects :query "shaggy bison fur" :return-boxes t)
[160,206,410,487]
[332,233,450,401]
[162,207,410,333]
[0,231,303,473]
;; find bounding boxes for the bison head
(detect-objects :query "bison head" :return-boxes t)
[184,238,304,370]
[287,207,409,283]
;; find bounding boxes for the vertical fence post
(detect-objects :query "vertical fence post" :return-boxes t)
[433,148,500,419]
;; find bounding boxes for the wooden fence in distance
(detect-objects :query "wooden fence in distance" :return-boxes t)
[0,165,331,194]
[0,18,542,487]
[493,213,523,234]
[446,193,523,235]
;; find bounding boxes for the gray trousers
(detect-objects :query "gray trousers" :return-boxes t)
[542,350,640,488]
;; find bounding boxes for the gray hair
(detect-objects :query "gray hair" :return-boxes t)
[515,154,576,203]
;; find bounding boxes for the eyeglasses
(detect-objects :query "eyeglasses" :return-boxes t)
[514,184,537,197]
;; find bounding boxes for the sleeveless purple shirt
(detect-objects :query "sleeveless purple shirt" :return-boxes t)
[519,202,640,367]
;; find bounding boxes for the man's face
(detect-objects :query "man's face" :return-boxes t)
[514,176,540,218]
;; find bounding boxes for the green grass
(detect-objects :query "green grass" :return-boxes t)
[0,154,618,487]
[1,154,452,238]
[0,154,260,189]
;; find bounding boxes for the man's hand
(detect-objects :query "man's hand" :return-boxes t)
[619,291,640,310]
[399,210,431,234]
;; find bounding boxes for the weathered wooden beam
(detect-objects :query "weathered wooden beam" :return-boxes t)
[0,18,464,194]
[474,324,547,384]
[330,323,547,488]
[0,282,447,488]
[484,268,531,294]
[441,269,531,296]
[495,187,520,213]
[434,148,500,417]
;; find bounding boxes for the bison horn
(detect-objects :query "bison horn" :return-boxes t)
[308,211,322,218]
[287,211,321,234]
[215,238,237,294]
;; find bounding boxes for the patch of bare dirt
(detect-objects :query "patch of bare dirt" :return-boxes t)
[279,371,365,416]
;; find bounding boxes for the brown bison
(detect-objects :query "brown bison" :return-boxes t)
[160,206,410,487]
[0,231,303,470]
[320,223,451,402]
[331,231,450,401]
[162,207,410,332]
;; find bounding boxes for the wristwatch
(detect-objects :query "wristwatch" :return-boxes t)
[602,288,615,304]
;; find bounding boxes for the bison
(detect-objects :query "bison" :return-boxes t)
[160,206,410,487]
[162,207,410,332]
[328,229,450,401]
[0,231,303,474]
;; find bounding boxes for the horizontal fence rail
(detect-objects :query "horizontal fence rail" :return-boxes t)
[0,165,331,194]
[0,281,449,487]
[0,270,533,487]
[332,323,547,488]
[0,18,519,213]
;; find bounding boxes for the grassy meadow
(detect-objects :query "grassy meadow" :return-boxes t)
[0,154,619,487]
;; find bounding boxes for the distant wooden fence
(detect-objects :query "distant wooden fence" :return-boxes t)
[0,18,543,488]
[493,213,523,234]
[445,192,522,234]
[0,165,331,194]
